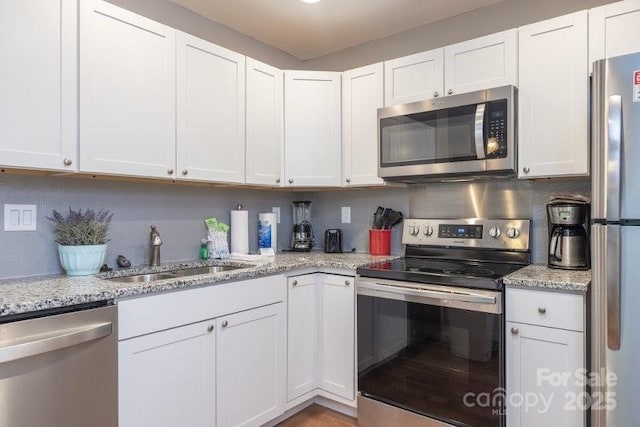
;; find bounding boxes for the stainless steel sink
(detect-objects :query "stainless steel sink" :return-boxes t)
[109,272,179,283]
[106,264,249,283]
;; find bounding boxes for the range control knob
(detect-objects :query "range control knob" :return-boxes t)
[423,226,434,237]
[489,227,502,239]
[506,228,521,239]
[409,225,420,236]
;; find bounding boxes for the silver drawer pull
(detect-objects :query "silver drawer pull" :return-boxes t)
[511,327,519,335]
[538,307,547,314]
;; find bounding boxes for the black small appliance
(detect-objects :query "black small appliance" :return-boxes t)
[324,229,342,253]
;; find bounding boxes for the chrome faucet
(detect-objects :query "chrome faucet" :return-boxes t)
[150,225,162,266]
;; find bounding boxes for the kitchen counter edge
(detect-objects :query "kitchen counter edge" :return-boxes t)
[503,264,591,294]
[0,253,400,317]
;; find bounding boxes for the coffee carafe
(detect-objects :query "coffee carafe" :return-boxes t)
[290,201,315,251]
[547,202,590,270]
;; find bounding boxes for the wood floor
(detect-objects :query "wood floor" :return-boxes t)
[277,404,357,427]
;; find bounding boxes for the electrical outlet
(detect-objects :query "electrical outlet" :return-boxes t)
[341,206,351,224]
[272,207,281,224]
[4,204,37,231]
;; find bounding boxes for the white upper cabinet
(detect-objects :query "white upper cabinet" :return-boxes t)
[518,11,589,178]
[443,29,518,96]
[245,58,284,186]
[177,32,245,183]
[79,0,176,179]
[284,71,342,187]
[0,0,77,172]
[342,63,384,187]
[384,49,444,106]
[589,0,640,67]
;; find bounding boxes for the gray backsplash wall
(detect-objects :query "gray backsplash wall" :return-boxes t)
[300,187,410,255]
[0,175,296,279]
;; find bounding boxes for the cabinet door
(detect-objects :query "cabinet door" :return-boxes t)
[217,303,285,427]
[79,0,176,179]
[506,322,584,427]
[384,49,444,106]
[518,11,589,179]
[177,32,245,183]
[119,320,215,427]
[0,0,77,171]
[342,63,384,187]
[444,29,517,95]
[287,274,319,400]
[589,0,640,68]
[319,274,355,400]
[245,58,283,186]
[284,71,342,187]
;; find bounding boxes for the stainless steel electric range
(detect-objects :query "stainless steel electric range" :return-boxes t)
[356,218,531,427]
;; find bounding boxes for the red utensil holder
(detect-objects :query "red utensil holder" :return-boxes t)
[369,229,391,255]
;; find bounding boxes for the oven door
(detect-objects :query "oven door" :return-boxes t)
[357,277,504,427]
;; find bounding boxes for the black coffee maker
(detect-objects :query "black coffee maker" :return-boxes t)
[547,202,590,270]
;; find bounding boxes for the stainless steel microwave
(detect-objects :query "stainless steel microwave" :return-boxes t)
[378,85,516,182]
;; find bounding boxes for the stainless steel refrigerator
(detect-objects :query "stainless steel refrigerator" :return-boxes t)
[591,51,640,427]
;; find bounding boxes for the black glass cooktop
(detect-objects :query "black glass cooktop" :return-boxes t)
[357,257,526,291]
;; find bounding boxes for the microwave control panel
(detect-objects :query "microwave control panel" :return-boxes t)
[486,100,508,159]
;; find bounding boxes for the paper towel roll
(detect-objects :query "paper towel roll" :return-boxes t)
[258,212,278,251]
[230,209,249,254]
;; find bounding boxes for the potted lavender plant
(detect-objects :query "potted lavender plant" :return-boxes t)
[47,208,114,276]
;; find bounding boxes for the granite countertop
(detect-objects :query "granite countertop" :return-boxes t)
[503,264,591,293]
[0,252,400,317]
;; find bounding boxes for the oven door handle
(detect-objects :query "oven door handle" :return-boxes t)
[359,281,496,305]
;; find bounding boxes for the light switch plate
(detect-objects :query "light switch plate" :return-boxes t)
[272,207,281,224]
[4,204,37,231]
[341,206,351,224]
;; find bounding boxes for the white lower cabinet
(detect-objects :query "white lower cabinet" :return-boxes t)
[118,276,286,427]
[506,287,585,427]
[287,273,355,402]
[119,319,216,427]
[217,303,286,427]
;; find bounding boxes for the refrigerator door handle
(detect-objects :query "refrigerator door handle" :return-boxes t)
[606,95,622,221]
[606,225,621,350]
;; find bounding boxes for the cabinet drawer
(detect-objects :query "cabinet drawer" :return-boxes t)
[506,287,584,331]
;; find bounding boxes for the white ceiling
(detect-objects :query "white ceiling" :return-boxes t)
[168,0,505,60]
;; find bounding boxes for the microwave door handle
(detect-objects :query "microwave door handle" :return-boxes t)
[474,103,486,159]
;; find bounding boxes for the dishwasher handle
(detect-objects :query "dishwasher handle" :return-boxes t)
[0,322,112,364]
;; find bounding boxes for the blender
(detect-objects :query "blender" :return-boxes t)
[291,201,315,251]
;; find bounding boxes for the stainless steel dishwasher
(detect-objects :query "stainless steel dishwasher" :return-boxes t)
[0,302,117,427]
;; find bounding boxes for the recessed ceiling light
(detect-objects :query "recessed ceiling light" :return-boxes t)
[300,0,321,3]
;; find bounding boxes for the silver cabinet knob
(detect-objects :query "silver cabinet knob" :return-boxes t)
[222,320,228,328]
[288,179,294,184]
[447,89,454,95]
[63,158,73,166]
[167,169,174,175]
[523,167,530,174]
[292,280,298,286]
[276,177,281,183]
[344,280,350,286]
[207,324,214,332]
[433,91,439,98]
[346,178,351,183]
[181,169,188,176]
[538,307,547,314]
[511,327,519,335]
